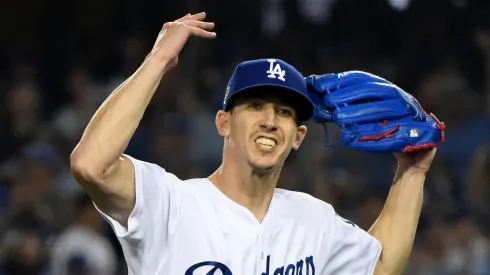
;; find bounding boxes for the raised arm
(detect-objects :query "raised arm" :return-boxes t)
[369,149,436,275]
[69,12,216,227]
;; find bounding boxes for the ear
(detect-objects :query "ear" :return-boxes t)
[215,110,231,137]
[292,125,307,150]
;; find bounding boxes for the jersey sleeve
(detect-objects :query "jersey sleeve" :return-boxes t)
[319,205,382,275]
[94,154,184,245]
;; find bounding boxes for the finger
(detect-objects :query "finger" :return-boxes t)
[183,20,215,31]
[175,13,192,23]
[188,12,207,21]
[188,26,216,39]
[176,12,206,23]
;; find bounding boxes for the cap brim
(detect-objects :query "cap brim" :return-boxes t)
[226,83,315,122]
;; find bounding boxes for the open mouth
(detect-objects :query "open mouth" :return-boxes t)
[255,137,277,150]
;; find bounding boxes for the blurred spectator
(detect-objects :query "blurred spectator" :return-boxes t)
[442,215,490,274]
[48,193,117,275]
[0,80,45,163]
[53,68,100,147]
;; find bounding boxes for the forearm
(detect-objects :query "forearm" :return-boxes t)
[368,166,426,275]
[71,55,169,173]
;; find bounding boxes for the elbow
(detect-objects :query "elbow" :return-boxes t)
[70,149,105,184]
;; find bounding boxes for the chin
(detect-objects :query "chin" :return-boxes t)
[247,156,282,173]
[248,161,276,172]
[245,143,289,172]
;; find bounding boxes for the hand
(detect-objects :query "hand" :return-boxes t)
[148,12,216,70]
[394,148,437,174]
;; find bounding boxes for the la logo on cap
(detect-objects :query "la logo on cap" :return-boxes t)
[266,59,286,81]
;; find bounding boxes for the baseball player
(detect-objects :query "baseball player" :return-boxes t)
[70,12,443,275]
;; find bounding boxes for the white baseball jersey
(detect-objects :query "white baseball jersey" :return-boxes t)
[95,155,382,275]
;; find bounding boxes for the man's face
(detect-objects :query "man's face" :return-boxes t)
[218,91,307,172]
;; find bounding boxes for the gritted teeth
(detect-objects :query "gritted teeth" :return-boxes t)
[255,137,276,146]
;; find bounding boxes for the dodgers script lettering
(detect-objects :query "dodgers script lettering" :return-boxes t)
[185,255,315,275]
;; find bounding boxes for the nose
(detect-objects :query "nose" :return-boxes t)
[259,107,278,131]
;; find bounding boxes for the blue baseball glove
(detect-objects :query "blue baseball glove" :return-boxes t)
[305,71,446,152]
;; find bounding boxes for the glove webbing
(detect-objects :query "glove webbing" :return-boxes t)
[320,122,344,148]
[320,84,347,148]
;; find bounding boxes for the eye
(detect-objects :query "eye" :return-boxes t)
[277,108,293,117]
[249,102,262,110]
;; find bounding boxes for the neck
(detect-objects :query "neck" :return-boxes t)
[208,155,282,222]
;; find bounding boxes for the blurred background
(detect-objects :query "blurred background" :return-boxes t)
[0,0,490,274]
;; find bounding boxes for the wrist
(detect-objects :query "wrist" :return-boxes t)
[145,50,172,67]
[397,164,428,177]
[144,52,173,73]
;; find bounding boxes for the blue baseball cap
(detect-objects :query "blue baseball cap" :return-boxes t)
[223,58,314,123]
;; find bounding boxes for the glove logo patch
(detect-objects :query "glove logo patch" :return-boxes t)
[409,129,419,137]
[266,59,286,81]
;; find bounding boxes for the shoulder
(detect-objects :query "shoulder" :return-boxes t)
[125,155,208,185]
[123,154,167,175]
[123,154,187,187]
[274,188,337,220]
[183,178,210,185]
[274,188,331,207]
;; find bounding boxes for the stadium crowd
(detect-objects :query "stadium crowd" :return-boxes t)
[0,0,490,274]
